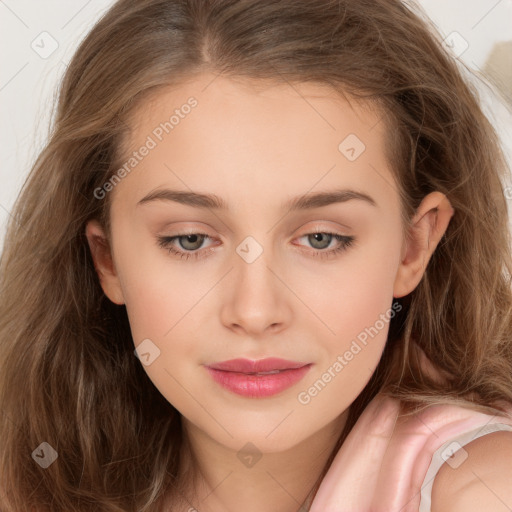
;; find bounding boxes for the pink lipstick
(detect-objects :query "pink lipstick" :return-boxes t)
[205,357,312,398]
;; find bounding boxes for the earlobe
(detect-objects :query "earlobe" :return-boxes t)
[393,192,455,299]
[85,220,125,305]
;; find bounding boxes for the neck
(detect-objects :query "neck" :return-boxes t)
[168,409,349,512]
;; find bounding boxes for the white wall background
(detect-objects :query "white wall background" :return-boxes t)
[1,0,511,255]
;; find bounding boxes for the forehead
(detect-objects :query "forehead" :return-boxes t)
[127,73,386,143]
[111,72,398,216]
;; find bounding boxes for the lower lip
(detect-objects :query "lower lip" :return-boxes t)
[205,365,312,398]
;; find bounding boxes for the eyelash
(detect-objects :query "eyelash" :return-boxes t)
[156,230,356,261]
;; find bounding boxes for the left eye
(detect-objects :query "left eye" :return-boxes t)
[157,233,213,259]
[156,231,356,260]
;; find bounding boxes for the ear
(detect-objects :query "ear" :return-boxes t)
[393,191,455,298]
[85,219,125,305]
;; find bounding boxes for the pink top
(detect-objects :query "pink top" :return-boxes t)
[27,401,512,512]
[379,401,512,512]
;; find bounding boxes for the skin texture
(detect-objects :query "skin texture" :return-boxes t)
[85,72,454,511]
[431,430,512,512]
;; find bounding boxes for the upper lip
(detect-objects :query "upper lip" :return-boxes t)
[206,358,310,373]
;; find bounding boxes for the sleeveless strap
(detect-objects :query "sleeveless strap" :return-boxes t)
[418,422,512,512]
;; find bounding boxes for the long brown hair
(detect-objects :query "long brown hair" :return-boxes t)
[1,0,512,510]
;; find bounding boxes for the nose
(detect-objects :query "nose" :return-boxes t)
[219,241,293,337]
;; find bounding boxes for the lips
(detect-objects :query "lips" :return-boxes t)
[206,357,309,373]
[204,358,312,398]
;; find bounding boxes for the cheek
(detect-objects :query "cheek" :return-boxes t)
[115,239,206,389]
[294,247,400,418]
[296,226,401,343]
[113,229,186,341]
[304,228,401,389]
[119,265,198,411]
[122,278,173,344]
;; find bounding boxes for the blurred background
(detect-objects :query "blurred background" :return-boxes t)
[0,0,511,254]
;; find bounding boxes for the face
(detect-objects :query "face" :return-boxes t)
[86,72,452,454]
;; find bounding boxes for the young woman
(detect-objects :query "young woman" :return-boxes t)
[1,1,511,510]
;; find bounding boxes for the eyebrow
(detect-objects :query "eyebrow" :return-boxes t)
[136,187,377,211]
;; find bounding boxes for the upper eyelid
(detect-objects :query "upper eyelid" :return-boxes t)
[160,221,352,237]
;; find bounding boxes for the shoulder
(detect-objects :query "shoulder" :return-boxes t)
[431,429,512,512]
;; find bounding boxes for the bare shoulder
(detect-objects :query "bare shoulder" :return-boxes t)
[431,430,512,512]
